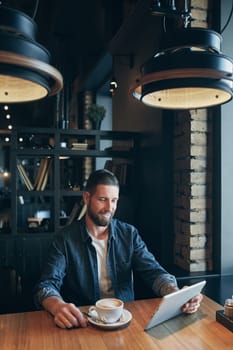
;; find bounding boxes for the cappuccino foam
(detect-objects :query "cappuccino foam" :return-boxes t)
[98,299,122,309]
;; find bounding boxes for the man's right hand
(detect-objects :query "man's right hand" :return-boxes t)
[42,296,88,329]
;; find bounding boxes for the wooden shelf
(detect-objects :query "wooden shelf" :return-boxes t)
[8,127,141,235]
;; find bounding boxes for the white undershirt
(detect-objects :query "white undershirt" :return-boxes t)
[91,235,114,298]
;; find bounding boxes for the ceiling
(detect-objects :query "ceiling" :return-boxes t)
[3,0,108,70]
[1,0,115,127]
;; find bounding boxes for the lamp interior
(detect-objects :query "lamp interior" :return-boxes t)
[0,74,48,103]
[142,86,232,109]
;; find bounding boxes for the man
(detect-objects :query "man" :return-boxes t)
[34,169,202,329]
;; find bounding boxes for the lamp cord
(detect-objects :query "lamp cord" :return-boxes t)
[0,0,39,19]
[32,0,40,19]
[157,0,191,32]
[221,0,233,34]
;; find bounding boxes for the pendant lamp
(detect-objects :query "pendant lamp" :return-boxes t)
[0,6,63,103]
[132,27,233,109]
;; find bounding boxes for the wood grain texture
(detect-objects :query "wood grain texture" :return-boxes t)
[0,296,232,350]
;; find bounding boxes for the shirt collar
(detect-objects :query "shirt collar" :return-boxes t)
[79,217,116,241]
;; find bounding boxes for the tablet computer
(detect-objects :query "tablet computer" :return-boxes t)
[144,280,206,330]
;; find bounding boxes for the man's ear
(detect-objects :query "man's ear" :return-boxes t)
[83,191,90,205]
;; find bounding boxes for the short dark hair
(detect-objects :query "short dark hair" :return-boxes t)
[84,169,119,194]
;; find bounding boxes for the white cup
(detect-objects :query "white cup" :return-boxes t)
[89,298,124,323]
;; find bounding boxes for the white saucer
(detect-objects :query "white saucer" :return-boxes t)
[88,309,132,330]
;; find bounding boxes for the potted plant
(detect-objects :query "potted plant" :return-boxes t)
[86,104,106,130]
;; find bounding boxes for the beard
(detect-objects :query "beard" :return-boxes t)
[87,208,113,226]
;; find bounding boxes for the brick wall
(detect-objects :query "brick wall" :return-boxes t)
[173,110,213,272]
[173,0,213,272]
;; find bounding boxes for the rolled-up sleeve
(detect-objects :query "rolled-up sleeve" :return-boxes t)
[34,235,67,308]
[34,286,62,309]
[152,274,178,296]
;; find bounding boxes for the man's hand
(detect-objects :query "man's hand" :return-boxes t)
[162,284,203,314]
[182,293,203,314]
[42,296,88,329]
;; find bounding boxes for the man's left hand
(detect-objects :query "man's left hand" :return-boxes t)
[182,294,203,314]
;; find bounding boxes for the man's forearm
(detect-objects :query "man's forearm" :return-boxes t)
[159,283,179,296]
[152,273,178,296]
[34,285,62,309]
[42,295,66,316]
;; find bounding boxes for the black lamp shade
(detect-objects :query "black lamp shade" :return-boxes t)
[0,6,63,103]
[132,28,233,110]
[0,5,37,40]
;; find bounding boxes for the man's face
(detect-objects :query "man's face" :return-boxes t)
[84,184,119,226]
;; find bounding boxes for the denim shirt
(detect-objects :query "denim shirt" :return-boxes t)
[34,218,177,307]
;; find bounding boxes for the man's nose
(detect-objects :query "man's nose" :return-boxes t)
[104,201,113,211]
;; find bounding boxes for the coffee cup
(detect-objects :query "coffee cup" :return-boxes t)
[89,298,124,324]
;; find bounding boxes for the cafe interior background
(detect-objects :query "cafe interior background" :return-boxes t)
[0,0,233,313]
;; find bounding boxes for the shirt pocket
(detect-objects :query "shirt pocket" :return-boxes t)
[115,256,132,284]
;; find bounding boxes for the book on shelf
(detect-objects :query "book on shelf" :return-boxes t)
[71,143,88,150]
[17,163,34,191]
[17,158,52,191]
[66,202,80,225]
[78,203,87,220]
[34,157,52,191]
[34,158,46,189]
[39,158,53,191]
[66,201,87,225]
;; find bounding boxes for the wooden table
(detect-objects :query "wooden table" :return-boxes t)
[1,296,233,350]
